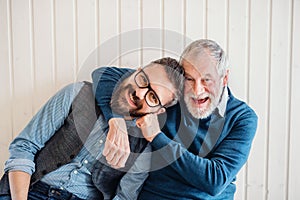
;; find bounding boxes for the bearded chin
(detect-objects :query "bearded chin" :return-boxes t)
[129,107,146,118]
[184,94,217,119]
[110,84,131,116]
[110,84,144,117]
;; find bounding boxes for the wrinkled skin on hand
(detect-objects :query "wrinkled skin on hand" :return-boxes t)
[103,118,130,169]
[136,114,161,142]
[103,114,161,169]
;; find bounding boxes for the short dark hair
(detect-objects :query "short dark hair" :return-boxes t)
[151,57,184,107]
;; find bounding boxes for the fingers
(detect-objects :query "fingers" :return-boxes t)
[102,122,131,169]
[136,114,161,142]
[103,139,130,168]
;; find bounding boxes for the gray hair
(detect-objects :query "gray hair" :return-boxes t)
[180,39,229,77]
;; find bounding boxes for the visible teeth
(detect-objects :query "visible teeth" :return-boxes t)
[193,97,208,104]
[129,93,135,103]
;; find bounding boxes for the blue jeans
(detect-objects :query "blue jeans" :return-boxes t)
[0,181,84,200]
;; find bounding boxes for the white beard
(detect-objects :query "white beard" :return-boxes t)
[184,93,216,119]
[184,85,224,119]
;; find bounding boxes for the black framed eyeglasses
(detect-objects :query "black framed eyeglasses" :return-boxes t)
[134,69,165,108]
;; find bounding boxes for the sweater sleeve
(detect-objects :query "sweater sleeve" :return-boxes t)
[92,66,133,122]
[151,107,258,196]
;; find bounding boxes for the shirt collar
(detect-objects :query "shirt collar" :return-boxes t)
[216,86,228,117]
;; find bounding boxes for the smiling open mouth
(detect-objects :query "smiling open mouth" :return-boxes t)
[127,89,139,108]
[192,97,209,105]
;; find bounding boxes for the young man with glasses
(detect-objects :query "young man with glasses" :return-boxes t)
[0,57,184,200]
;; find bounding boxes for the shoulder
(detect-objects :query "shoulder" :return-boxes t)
[225,89,258,137]
[92,66,134,78]
[58,82,85,97]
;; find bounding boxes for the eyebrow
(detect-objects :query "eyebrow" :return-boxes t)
[184,72,213,78]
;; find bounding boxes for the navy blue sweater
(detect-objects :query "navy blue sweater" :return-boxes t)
[92,67,258,200]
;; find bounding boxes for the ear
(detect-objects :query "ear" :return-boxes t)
[222,69,229,86]
[157,107,166,115]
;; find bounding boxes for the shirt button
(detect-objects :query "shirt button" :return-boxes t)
[73,170,78,174]
[99,139,103,144]
[84,160,88,164]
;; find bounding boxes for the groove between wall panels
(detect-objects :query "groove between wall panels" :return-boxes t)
[265,0,273,199]
[161,0,165,57]
[285,0,294,199]
[160,0,163,57]
[244,0,252,199]
[51,0,57,90]
[7,0,15,138]
[246,0,251,106]
[118,0,121,66]
[139,0,143,67]
[29,0,36,114]
[183,0,186,47]
[73,0,78,80]
[140,0,144,66]
[95,0,100,66]
[95,0,99,49]
[137,0,142,67]
[204,0,208,38]
[225,0,229,55]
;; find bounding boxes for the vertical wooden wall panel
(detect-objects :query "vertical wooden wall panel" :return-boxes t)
[185,0,206,40]
[0,0,13,175]
[1,1,300,199]
[268,0,292,199]
[247,0,271,199]
[10,0,34,137]
[288,0,300,199]
[163,0,185,59]
[227,0,249,100]
[207,0,228,49]
[141,0,163,65]
[98,0,119,67]
[76,0,97,82]
[54,0,76,88]
[120,0,141,67]
[227,1,249,199]
[32,0,55,113]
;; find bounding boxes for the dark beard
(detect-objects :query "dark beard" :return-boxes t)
[110,84,144,118]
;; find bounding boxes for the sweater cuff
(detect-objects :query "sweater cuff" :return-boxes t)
[100,106,122,122]
[150,132,172,150]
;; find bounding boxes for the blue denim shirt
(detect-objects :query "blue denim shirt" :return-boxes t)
[4,82,150,199]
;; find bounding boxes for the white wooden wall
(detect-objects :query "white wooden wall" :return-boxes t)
[0,0,299,199]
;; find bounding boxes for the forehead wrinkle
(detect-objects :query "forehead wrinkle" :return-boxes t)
[183,59,218,79]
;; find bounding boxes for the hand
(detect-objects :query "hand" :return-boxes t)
[103,118,130,169]
[136,113,161,142]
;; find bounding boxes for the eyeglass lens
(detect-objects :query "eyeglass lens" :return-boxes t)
[134,70,161,107]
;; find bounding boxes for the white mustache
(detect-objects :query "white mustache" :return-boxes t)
[187,93,210,100]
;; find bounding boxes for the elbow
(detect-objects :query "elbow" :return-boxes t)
[202,168,231,196]
[206,184,227,196]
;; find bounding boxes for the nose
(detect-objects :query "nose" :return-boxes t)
[135,88,148,100]
[193,80,205,96]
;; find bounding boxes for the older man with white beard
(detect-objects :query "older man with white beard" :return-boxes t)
[94,40,258,200]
